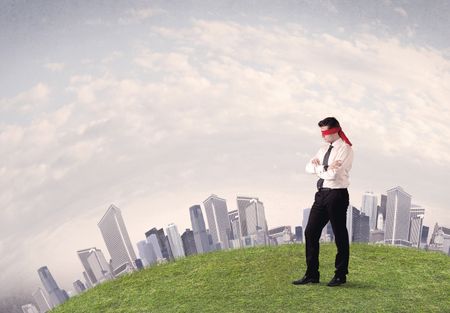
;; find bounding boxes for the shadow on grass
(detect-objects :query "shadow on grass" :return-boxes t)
[322,281,374,289]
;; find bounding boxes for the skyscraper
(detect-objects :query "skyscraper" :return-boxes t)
[32,287,52,313]
[355,213,370,242]
[98,204,137,275]
[361,191,378,230]
[236,196,268,246]
[294,226,303,243]
[181,228,197,256]
[409,204,425,248]
[228,209,241,248]
[204,194,232,250]
[346,205,359,243]
[420,225,429,248]
[384,186,412,246]
[136,240,158,266]
[376,194,387,230]
[189,204,210,254]
[86,248,114,283]
[302,208,311,244]
[166,223,186,259]
[77,247,99,286]
[37,266,68,307]
[145,228,173,261]
[346,205,369,243]
[82,271,93,289]
[146,233,164,261]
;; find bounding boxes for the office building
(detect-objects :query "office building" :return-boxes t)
[204,194,232,250]
[384,186,412,246]
[98,204,137,275]
[189,204,210,254]
[166,223,186,259]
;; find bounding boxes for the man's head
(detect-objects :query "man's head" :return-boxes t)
[318,117,341,144]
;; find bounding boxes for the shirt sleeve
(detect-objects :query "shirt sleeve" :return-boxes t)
[316,145,353,180]
[305,149,326,174]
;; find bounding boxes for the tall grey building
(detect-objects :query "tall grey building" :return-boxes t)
[361,191,378,230]
[78,248,112,286]
[384,186,412,246]
[136,240,158,266]
[82,271,93,289]
[204,194,232,250]
[409,204,425,248]
[420,225,429,247]
[346,205,359,243]
[302,208,311,244]
[166,223,186,259]
[145,228,174,261]
[146,233,164,261]
[355,213,370,242]
[181,228,197,256]
[228,210,241,240]
[228,209,241,248]
[32,287,52,313]
[189,204,210,254]
[98,204,137,275]
[236,196,268,246]
[346,205,369,243]
[86,248,114,283]
[376,194,387,230]
[37,266,68,307]
[295,226,303,243]
[77,247,99,286]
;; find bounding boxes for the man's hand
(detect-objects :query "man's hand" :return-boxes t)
[329,160,342,170]
[311,158,321,166]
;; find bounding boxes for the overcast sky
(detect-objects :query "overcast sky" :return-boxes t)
[1,0,449,298]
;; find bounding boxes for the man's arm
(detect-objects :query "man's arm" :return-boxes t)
[305,149,326,174]
[316,146,353,180]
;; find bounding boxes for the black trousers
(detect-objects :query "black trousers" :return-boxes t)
[304,188,350,278]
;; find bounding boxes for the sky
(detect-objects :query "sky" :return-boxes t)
[1,0,449,299]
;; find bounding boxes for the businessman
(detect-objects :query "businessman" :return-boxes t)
[292,117,353,287]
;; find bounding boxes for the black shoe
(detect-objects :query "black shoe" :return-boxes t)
[292,275,320,285]
[327,275,346,287]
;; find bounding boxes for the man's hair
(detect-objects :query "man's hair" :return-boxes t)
[318,117,340,128]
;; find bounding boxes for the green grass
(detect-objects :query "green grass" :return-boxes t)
[51,243,450,313]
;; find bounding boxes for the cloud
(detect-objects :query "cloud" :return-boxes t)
[118,7,167,25]
[0,83,50,114]
[44,62,65,72]
[394,7,408,17]
[1,17,450,297]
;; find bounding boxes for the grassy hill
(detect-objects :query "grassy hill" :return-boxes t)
[51,243,450,313]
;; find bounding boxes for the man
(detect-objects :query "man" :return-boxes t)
[292,117,353,287]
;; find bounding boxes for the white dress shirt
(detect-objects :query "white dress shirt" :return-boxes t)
[305,137,354,189]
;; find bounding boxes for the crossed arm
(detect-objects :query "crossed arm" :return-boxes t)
[305,146,353,180]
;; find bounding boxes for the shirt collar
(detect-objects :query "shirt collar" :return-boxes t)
[330,137,344,148]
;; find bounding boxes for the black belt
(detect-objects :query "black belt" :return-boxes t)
[318,187,347,191]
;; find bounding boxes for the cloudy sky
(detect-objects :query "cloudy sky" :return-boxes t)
[1,0,449,298]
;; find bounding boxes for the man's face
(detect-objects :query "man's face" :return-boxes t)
[320,126,335,143]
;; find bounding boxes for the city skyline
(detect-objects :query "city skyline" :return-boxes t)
[23,185,450,310]
[2,0,450,307]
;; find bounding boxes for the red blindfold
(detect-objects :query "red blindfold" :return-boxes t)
[321,126,352,146]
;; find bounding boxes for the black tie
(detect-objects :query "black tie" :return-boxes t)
[317,144,333,190]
